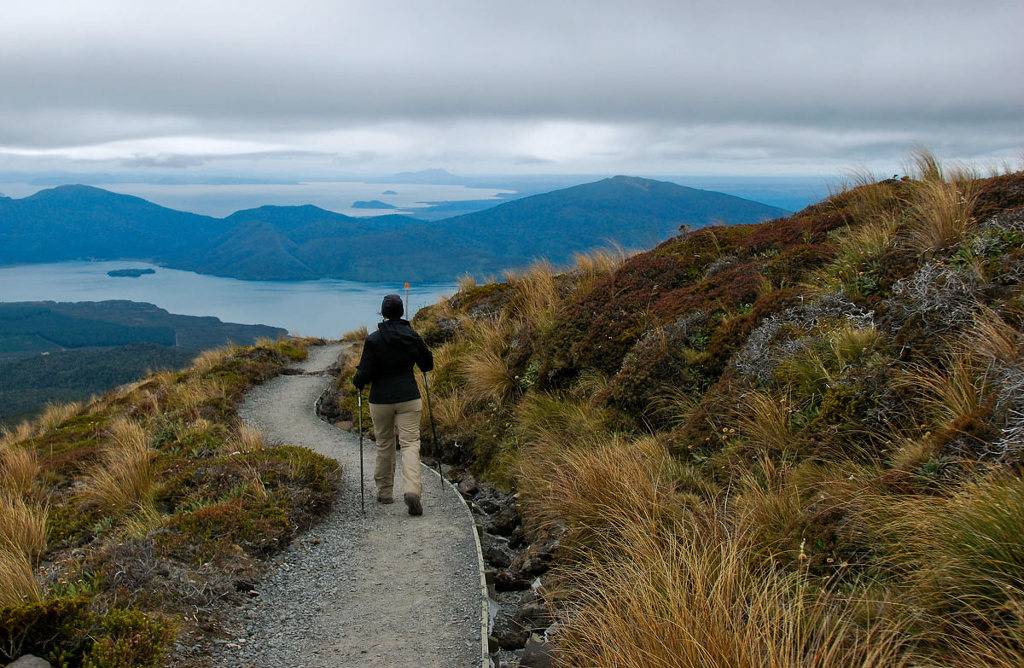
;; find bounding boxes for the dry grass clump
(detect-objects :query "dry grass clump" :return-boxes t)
[165,378,226,417]
[902,350,990,428]
[234,424,265,453]
[572,245,627,292]
[505,261,559,334]
[0,445,41,497]
[0,548,42,608]
[456,273,478,292]
[876,475,1024,629]
[518,435,678,551]
[190,346,234,374]
[0,494,48,564]
[806,217,898,295]
[432,391,473,432]
[735,390,795,455]
[80,425,158,516]
[461,347,517,406]
[342,325,369,342]
[905,149,981,254]
[107,417,151,456]
[0,420,35,448]
[557,512,909,668]
[36,401,83,433]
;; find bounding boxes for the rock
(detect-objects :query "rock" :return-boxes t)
[495,568,532,592]
[520,634,555,668]
[508,526,561,579]
[458,474,479,496]
[485,505,521,536]
[487,634,501,654]
[481,533,516,569]
[492,607,531,649]
[7,657,53,668]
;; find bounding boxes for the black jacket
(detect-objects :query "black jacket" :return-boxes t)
[352,319,434,404]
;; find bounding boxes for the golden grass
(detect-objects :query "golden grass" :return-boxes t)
[0,420,35,448]
[342,325,369,342]
[107,416,151,456]
[736,390,794,455]
[572,245,627,292]
[456,273,478,292]
[505,261,559,334]
[191,346,233,374]
[432,391,473,433]
[0,548,42,608]
[36,401,83,433]
[902,351,989,427]
[0,494,47,564]
[79,445,157,516]
[968,307,1021,365]
[165,378,226,417]
[0,445,41,497]
[235,424,265,453]
[557,510,909,668]
[460,347,518,406]
[517,435,678,551]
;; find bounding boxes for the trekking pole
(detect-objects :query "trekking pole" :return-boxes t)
[421,371,444,491]
[357,390,365,513]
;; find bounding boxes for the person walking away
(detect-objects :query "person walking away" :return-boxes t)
[352,294,434,516]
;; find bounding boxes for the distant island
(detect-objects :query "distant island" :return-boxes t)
[381,190,398,195]
[107,267,156,278]
[352,199,398,209]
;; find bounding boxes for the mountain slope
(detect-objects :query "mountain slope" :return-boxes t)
[0,177,787,282]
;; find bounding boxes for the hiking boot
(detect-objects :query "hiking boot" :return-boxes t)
[404,493,423,516]
[377,493,394,504]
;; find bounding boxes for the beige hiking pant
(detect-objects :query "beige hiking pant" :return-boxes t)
[368,399,422,499]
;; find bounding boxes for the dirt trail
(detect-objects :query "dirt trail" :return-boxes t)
[219,343,485,667]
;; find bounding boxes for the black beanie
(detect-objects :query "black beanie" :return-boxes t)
[381,293,404,319]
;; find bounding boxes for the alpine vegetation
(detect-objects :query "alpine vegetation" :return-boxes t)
[0,338,340,665]
[404,152,1024,666]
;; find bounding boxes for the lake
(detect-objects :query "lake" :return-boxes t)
[0,261,456,338]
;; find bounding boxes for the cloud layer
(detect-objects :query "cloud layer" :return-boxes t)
[1,0,1021,176]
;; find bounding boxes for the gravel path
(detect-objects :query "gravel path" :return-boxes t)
[220,344,485,667]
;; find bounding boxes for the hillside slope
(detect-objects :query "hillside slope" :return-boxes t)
[410,159,1024,665]
[0,178,786,282]
[0,300,286,424]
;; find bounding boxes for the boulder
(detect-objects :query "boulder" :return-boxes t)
[520,635,555,668]
[481,533,516,569]
[458,474,479,496]
[492,607,531,649]
[7,657,53,668]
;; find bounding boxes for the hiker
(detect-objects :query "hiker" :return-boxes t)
[352,294,434,516]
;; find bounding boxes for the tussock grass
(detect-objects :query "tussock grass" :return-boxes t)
[432,391,473,432]
[37,401,83,434]
[342,325,368,342]
[456,273,478,292]
[461,347,517,406]
[0,548,42,608]
[234,424,265,453]
[80,445,157,516]
[736,390,794,455]
[557,512,909,668]
[191,346,234,374]
[572,245,627,292]
[902,351,989,427]
[165,378,226,417]
[0,445,41,497]
[807,218,898,295]
[0,420,35,448]
[505,261,559,334]
[969,307,1021,365]
[107,417,151,456]
[0,494,47,564]
[903,150,981,254]
[515,391,607,449]
[518,435,678,551]
[880,475,1024,623]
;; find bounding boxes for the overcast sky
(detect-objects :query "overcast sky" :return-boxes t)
[1,0,1021,179]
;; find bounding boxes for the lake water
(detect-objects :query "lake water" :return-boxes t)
[0,261,456,338]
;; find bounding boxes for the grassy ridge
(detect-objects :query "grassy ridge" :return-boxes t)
[410,152,1024,665]
[0,338,340,666]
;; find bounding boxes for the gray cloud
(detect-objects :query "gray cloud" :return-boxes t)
[0,0,1021,175]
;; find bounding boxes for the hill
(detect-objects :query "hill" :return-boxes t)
[392,159,1024,664]
[0,178,787,282]
[0,300,286,424]
[0,338,338,665]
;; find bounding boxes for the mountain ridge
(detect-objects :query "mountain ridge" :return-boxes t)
[0,176,789,281]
